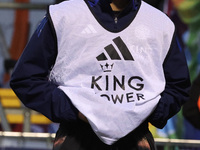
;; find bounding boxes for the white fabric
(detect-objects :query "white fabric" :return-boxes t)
[49,0,175,145]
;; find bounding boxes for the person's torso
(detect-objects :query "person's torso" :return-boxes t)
[49,0,175,144]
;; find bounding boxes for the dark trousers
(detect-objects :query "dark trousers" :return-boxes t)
[53,120,156,150]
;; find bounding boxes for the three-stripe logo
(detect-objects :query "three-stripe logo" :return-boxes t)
[96,36,134,72]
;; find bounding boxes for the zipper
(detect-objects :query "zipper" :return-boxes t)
[113,10,120,24]
[114,16,118,24]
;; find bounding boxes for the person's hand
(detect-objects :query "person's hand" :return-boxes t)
[137,137,151,150]
[78,112,88,123]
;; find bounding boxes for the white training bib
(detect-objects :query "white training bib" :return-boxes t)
[49,0,175,145]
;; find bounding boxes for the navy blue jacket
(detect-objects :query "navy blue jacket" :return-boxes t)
[10,0,191,128]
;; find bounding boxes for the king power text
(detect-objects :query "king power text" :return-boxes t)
[91,75,145,104]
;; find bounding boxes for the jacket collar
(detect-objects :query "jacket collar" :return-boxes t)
[87,0,140,11]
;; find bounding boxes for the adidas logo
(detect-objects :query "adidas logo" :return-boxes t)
[96,36,134,72]
[81,24,97,34]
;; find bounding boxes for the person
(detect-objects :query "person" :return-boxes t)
[10,0,191,149]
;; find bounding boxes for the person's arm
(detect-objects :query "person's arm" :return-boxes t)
[10,15,78,123]
[148,33,191,128]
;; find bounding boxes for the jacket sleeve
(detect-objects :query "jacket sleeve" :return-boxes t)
[10,15,78,123]
[148,32,191,128]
